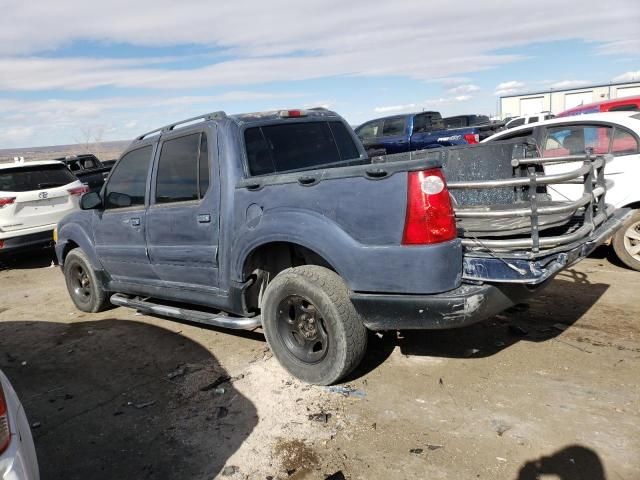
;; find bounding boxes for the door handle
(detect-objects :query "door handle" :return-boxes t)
[130,217,141,227]
[197,214,211,223]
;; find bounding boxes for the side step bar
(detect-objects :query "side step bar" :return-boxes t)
[110,293,262,330]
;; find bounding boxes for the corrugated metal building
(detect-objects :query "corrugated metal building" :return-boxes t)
[499,80,640,119]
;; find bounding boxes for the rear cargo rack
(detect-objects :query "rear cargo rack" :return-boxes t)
[448,151,608,255]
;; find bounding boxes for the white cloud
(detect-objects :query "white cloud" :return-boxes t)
[549,80,591,89]
[374,103,417,114]
[374,95,472,114]
[494,81,526,96]
[0,0,637,91]
[446,84,480,95]
[0,91,308,148]
[613,71,640,82]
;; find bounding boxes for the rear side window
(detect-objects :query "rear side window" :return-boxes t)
[155,133,209,204]
[444,117,464,129]
[543,125,612,157]
[413,113,444,133]
[611,127,639,155]
[245,121,360,176]
[528,116,539,123]
[608,104,639,112]
[105,146,153,209]
[381,117,405,136]
[0,164,76,192]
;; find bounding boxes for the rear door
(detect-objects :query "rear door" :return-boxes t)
[0,164,79,233]
[146,128,220,290]
[94,145,155,281]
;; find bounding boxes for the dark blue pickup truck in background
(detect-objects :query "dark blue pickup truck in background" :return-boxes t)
[355,111,503,155]
[54,108,628,385]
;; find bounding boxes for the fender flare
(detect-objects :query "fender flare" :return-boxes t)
[58,222,103,270]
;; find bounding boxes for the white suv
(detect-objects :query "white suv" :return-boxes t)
[0,160,86,253]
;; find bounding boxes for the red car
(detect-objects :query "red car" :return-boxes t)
[557,96,640,117]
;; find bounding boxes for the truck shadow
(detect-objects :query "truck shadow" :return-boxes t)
[352,273,609,379]
[0,319,257,480]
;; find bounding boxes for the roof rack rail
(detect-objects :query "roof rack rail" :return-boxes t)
[135,111,227,141]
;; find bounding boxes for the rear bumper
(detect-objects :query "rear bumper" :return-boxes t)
[352,283,532,330]
[462,208,632,284]
[352,209,631,331]
[0,230,54,253]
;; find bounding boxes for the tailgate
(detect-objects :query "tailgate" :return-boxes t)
[440,142,624,284]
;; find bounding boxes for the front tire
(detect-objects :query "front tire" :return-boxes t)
[261,266,367,385]
[63,248,110,312]
[612,211,640,271]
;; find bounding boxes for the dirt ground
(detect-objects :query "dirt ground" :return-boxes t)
[0,249,638,480]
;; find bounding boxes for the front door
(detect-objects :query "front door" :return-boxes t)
[145,129,220,291]
[94,145,156,282]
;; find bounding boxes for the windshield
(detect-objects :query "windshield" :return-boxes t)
[0,164,77,192]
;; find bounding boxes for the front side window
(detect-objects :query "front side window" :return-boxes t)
[543,125,612,157]
[356,121,381,140]
[508,118,525,128]
[527,116,539,124]
[104,146,153,209]
[155,133,209,204]
[381,117,405,136]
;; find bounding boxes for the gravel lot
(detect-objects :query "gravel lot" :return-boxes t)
[0,249,638,480]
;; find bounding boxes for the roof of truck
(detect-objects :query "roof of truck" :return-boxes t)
[131,108,343,143]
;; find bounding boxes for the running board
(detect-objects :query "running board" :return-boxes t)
[110,293,261,330]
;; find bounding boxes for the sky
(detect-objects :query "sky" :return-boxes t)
[0,0,639,148]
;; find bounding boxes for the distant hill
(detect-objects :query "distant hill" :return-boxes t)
[0,140,130,164]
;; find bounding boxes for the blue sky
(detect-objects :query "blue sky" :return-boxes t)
[0,0,638,148]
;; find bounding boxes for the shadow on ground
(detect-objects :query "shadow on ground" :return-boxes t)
[517,444,606,480]
[0,319,257,480]
[0,247,56,271]
[351,271,610,380]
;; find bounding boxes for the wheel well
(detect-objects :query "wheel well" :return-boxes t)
[242,242,335,312]
[62,240,80,263]
[622,201,640,211]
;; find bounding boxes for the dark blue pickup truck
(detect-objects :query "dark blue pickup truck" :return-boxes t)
[54,108,628,384]
[355,111,503,155]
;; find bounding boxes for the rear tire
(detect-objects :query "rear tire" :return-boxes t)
[261,266,367,385]
[612,211,640,271]
[63,248,110,312]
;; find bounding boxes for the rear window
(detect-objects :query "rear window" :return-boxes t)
[245,121,361,176]
[0,164,76,192]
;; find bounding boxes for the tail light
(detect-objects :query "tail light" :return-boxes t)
[463,133,480,144]
[402,169,457,245]
[68,185,89,197]
[0,383,10,454]
[0,197,16,208]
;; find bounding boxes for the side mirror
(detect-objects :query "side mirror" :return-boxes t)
[80,192,102,210]
[106,192,132,208]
